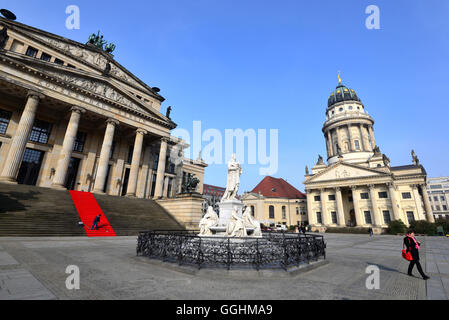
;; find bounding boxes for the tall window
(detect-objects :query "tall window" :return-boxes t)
[127,145,134,164]
[296,207,300,215]
[383,210,391,224]
[364,211,372,224]
[153,154,159,170]
[251,206,255,217]
[406,211,415,223]
[0,109,12,134]
[282,206,286,219]
[314,195,321,202]
[269,206,275,219]
[331,211,338,224]
[73,132,87,153]
[354,140,360,150]
[29,119,52,144]
[316,212,323,224]
[167,177,173,197]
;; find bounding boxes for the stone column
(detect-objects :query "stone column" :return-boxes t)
[351,186,363,226]
[306,189,317,225]
[0,91,44,183]
[163,176,169,198]
[368,184,382,226]
[420,184,435,223]
[153,137,169,199]
[369,126,376,148]
[335,187,346,226]
[358,124,366,151]
[387,182,401,221]
[52,106,85,189]
[347,124,353,151]
[320,189,329,225]
[93,119,119,194]
[126,129,147,197]
[336,127,343,153]
[327,131,334,157]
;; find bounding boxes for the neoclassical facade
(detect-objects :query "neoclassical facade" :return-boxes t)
[304,77,434,231]
[0,18,206,199]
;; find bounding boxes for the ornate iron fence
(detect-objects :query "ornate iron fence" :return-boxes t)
[137,231,326,271]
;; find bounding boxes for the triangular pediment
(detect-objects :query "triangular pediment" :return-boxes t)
[242,193,262,201]
[2,52,172,126]
[2,18,162,100]
[306,162,390,183]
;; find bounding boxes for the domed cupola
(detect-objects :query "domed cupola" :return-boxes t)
[322,74,376,166]
[328,83,361,107]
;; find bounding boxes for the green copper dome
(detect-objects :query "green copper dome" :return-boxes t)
[328,83,361,107]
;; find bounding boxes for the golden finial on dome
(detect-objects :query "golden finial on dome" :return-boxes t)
[338,71,342,85]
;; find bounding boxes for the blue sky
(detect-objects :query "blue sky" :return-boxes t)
[4,0,449,193]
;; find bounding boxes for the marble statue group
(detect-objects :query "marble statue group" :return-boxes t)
[199,154,261,238]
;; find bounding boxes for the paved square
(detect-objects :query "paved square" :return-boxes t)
[0,234,447,300]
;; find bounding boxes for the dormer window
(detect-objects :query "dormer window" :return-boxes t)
[339,107,343,112]
[25,46,38,58]
[348,106,353,110]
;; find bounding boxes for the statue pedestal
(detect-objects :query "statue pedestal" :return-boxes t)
[217,200,244,228]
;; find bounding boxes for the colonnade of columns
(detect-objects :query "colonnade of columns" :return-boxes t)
[307,183,434,227]
[324,123,374,158]
[0,91,171,199]
[0,91,44,183]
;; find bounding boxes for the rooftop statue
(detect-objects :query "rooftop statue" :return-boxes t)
[87,31,116,54]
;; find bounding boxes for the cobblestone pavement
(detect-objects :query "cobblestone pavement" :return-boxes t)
[0,234,447,300]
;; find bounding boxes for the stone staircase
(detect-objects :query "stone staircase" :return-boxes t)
[0,183,184,237]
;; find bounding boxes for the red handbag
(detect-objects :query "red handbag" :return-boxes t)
[402,249,413,261]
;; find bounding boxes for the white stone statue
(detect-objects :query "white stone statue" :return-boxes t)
[242,207,262,237]
[226,207,247,237]
[221,154,242,202]
[199,206,219,236]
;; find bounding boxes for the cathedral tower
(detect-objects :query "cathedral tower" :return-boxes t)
[323,75,376,165]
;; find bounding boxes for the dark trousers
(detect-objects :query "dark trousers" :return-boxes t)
[408,260,426,277]
[91,221,99,230]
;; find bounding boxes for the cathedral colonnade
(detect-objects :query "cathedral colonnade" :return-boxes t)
[306,183,434,228]
[0,92,174,199]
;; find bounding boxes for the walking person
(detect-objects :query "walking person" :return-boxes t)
[368,227,373,237]
[91,214,101,230]
[404,230,430,280]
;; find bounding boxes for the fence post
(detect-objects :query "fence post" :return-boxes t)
[197,237,202,270]
[227,238,231,271]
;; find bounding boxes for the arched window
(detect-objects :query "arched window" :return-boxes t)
[269,206,275,219]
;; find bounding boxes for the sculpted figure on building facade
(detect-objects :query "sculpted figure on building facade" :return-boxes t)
[221,154,242,202]
[242,207,261,237]
[226,207,247,237]
[199,206,219,236]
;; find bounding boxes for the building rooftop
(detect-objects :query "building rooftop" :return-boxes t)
[251,176,306,199]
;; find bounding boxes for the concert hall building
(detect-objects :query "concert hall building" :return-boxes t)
[0,17,206,199]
